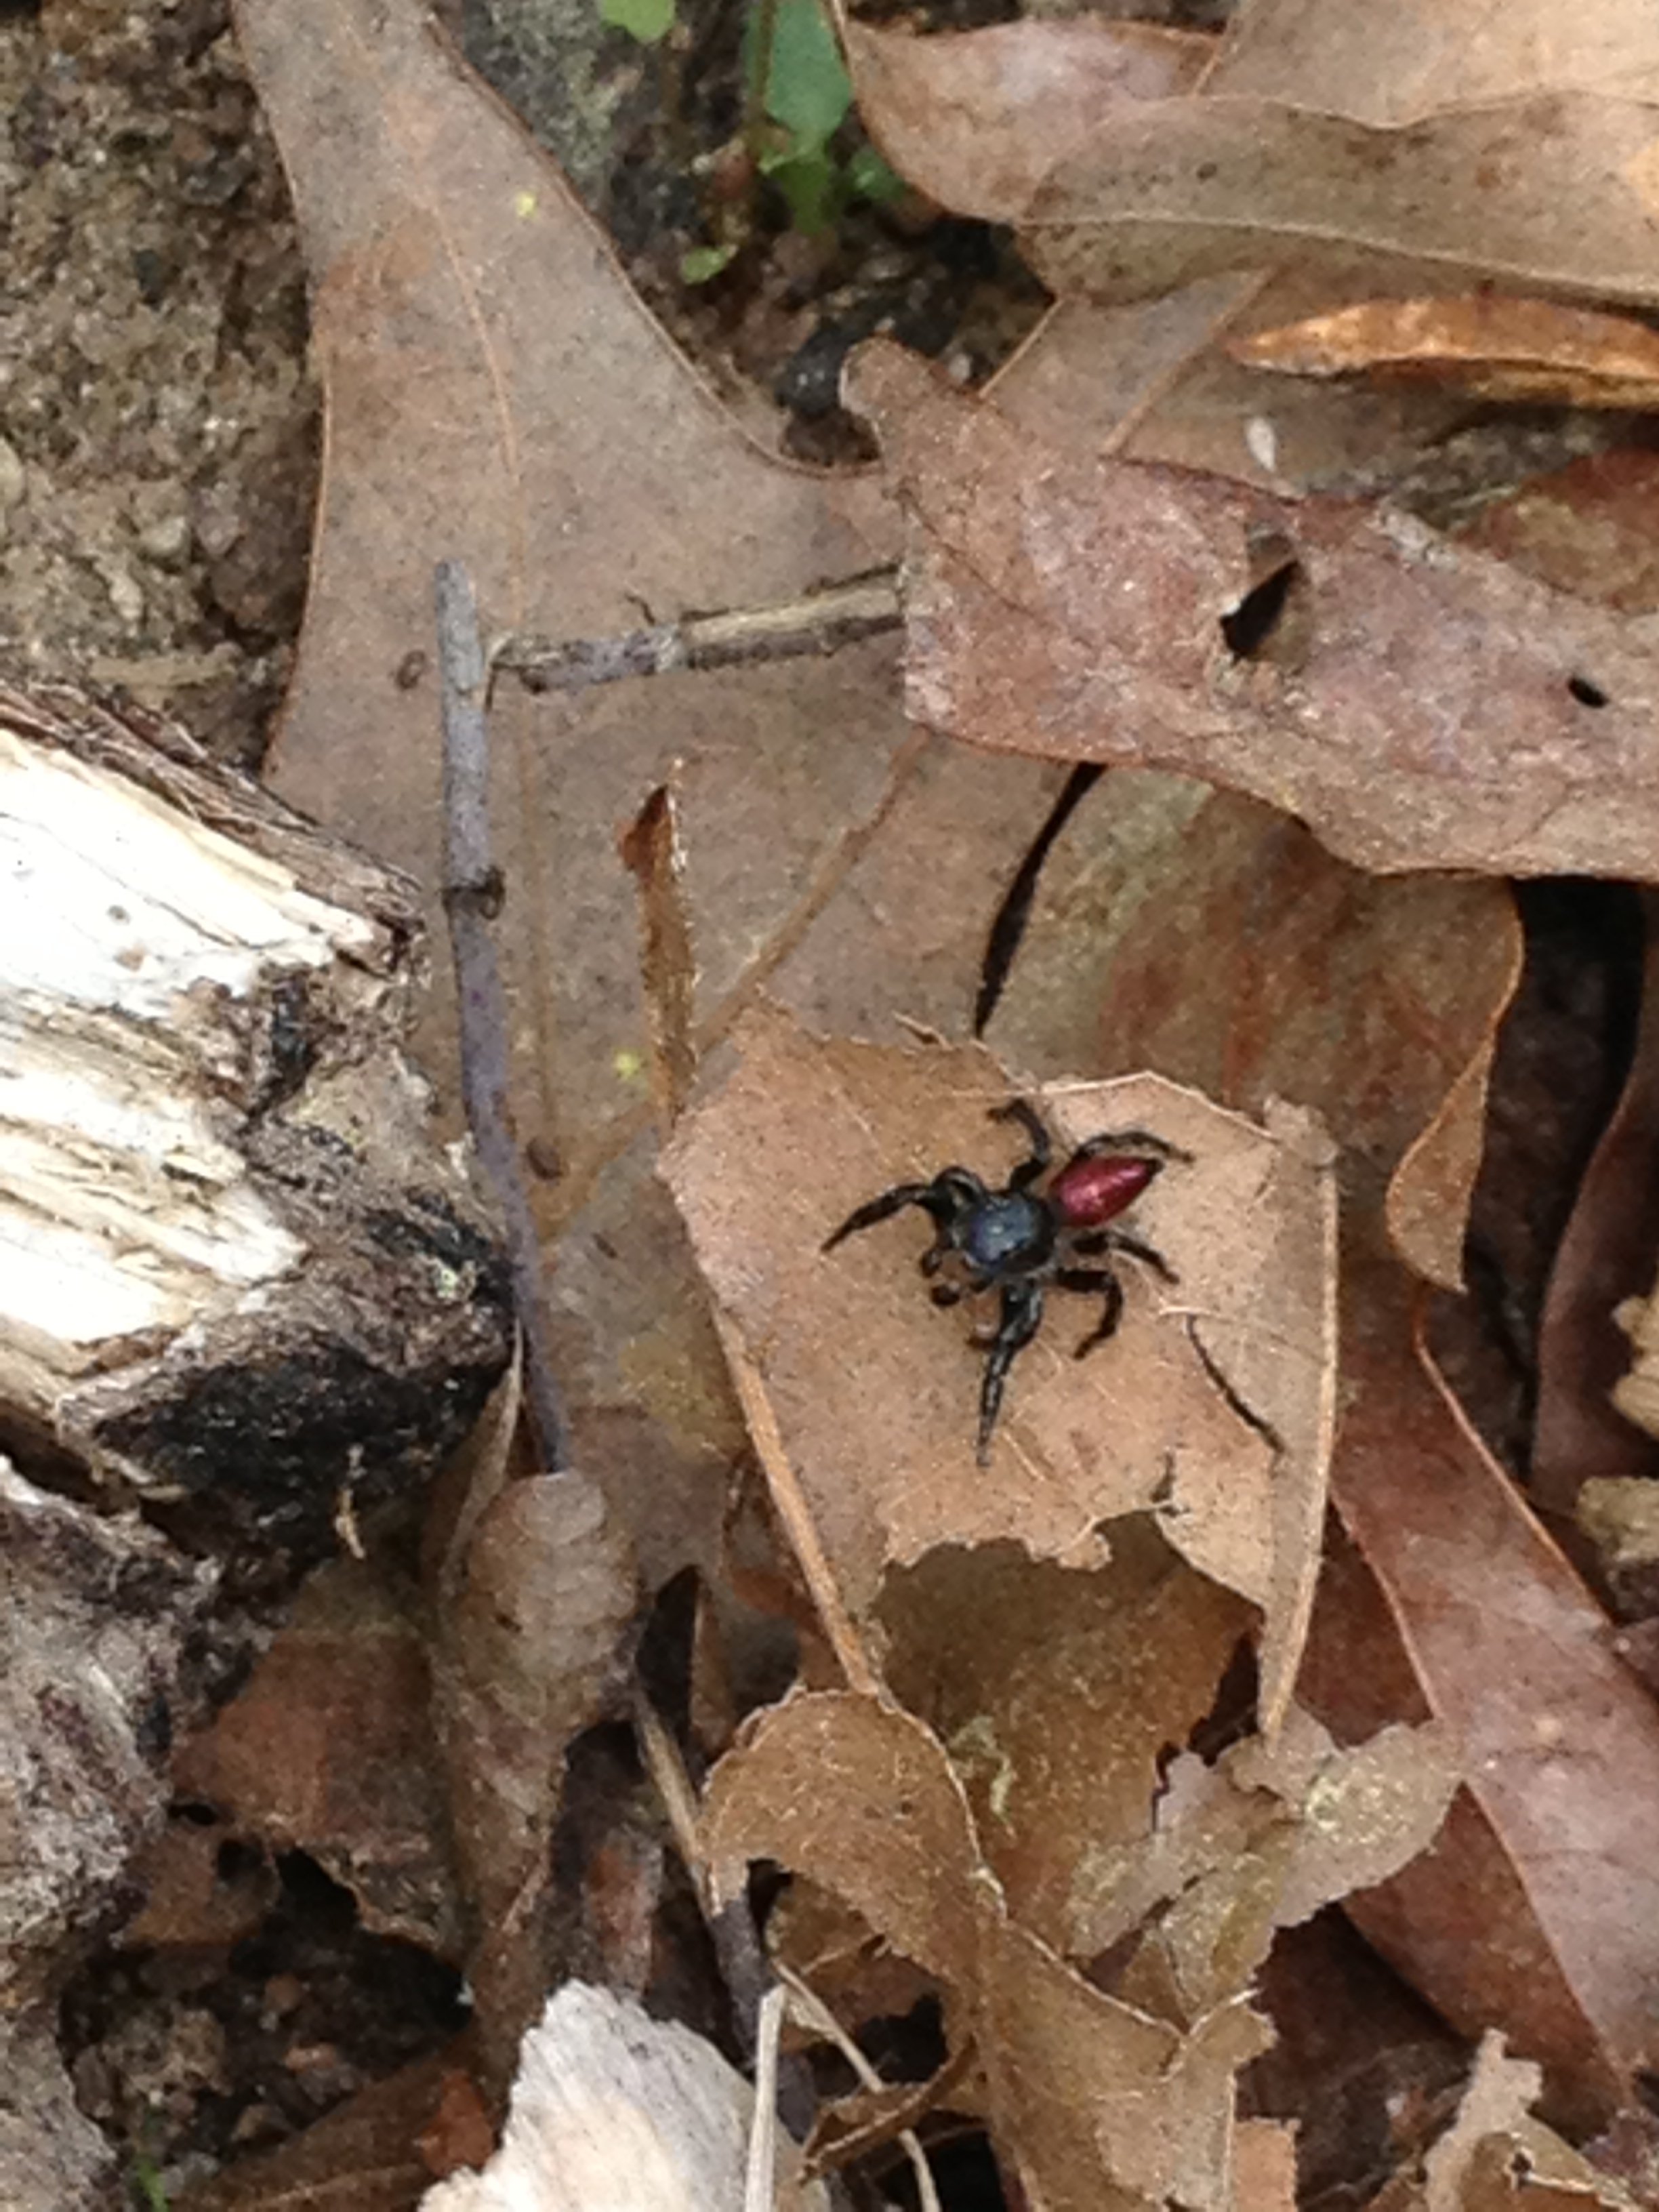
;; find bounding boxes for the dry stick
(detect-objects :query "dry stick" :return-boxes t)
[714,1310,882,1696]
[775,1965,945,2212]
[435,557,568,1472]
[743,1986,787,2212]
[633,1693,817,2135]
[492,569,902,697]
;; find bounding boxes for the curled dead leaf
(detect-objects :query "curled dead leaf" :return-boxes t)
[1231,297,1659,411]
[702,1688,1266,2212]
[434,1470,636,2090]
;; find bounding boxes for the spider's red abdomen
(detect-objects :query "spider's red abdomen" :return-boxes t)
[1050,1153,1158,1229]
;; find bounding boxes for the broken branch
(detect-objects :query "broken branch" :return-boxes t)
[492,569,902,696]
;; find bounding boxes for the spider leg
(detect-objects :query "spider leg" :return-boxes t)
[977,1278,1044,1464]
[1070,1127,1193,1166]
[822,1167,984,1252]
[822,1183,937,1250]
[1102,1229,1178,1284]
[990,1098,1052,1190]
[930,1282,965,1308]
[1060,1268,1124,1359]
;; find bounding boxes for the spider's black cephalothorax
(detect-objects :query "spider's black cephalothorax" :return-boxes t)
[824,1100,1188,1463]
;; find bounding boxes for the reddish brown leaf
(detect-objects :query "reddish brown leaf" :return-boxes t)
[1314,1265,1659,2129]
[171,1558,458,1952]
[1457,453,1659,617]
[845,339,1659,880]
[1532,904,1659,1523]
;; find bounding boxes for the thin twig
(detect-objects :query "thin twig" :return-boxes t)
[714,1309,882,1696]
[492,569,901,697]
[434,557,568,1471]
[743,1986,787,2212]
[776,1965,945,2212]
[632,1694,775,2049]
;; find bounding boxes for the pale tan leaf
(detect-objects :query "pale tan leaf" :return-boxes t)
[663,1004,1335,1725]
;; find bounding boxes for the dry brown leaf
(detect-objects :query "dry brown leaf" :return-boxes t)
[663,1004,1336,1722]
[1414,2031,1636,2212]
[1073,1708,1458,2020]
[1231,297,1659,410]
[847,20,1659,306]
[118,1814,276,1954]
[845,339,1659,880]
[878,1538,1252,1955]
[949,750,1659,2127]
[1308,1266,1659,2129]
[433,1471,636,2091]
[1023,98,1659,310]
[1231,2119,1298,2212]
[977,779,1519,1291]
[702,1687,1266,2212]
[171,1557,458,1952]
[846,18,1212,224]
[1208,0,1659,122]
[235,0,1073,1595]
[1578,1477,1659,1565]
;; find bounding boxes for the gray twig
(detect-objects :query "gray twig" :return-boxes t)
[434,557,568,1471]
[491,568,901,697]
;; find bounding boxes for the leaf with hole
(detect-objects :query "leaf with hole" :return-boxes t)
[845,337,1659,882]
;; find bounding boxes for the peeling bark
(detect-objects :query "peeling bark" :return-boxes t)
[0,678,513,1565]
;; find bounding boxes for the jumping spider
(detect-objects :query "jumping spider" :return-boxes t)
[824,1099,1188,1463]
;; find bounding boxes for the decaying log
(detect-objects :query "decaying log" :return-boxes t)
[0,678,514,1565]
[0,1461,213,2210]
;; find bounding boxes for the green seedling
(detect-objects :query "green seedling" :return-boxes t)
[603,0,904,262]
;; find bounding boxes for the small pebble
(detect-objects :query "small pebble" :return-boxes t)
[137,512,192,567]
[0,436,26,512]
[101,560,146,624]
